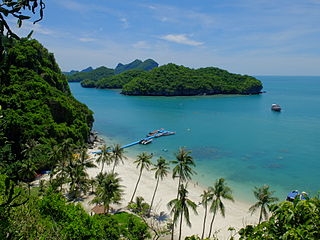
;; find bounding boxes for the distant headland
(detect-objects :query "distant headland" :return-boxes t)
[65,60,263,96]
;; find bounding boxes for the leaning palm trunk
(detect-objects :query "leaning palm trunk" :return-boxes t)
[130,169,142,202]
[112,161,117,174]
[201,205,208,239]
[100,162,105,174]
[178,211,184,240]
[149,176,160,216]
[207,210,217,239]
[176,177,181,198]
[171,223,175,240]
[258,205,264,224]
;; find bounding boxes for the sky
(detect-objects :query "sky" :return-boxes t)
[11,0,320,75]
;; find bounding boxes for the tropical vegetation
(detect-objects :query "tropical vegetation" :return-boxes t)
[1,5,319,240]
[240,197,320,239]
[67,66,114,82]
[200,190,211,239]
[0,38,93,180]
[131,152,153,202]
[122,63,263,96]
[207,178,234,239]
[91,172,124,214]
[249,185,279,224]
[67,59,158,85]
[149,157,170,215]
[95,69,146,89]
[115,59,158,74]
[168,184,198,240]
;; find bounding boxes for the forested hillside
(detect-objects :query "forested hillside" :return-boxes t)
[122,63,263,96]
[115,59,158,74]
[66,59,158,84]
[67,66,114,82]
[82,69,146,88]
[0,39,94,174]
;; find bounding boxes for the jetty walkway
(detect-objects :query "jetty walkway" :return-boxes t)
[92,129,175,154]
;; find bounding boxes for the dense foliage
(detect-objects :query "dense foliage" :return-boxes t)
[81,79,96,88]
[115,59,158,74]
[0,0,45,62]
[94,69,146,89]
[67,66,115,82]
[63,67,94,76]
[67,59,158,84]
[0,39,93,178]
[122,64,263,96]
[0,183,149,240]
[239,198,320,239]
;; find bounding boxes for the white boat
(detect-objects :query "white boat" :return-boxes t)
[271,104,281,112]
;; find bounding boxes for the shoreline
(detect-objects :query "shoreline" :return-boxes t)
[83,136,259,239]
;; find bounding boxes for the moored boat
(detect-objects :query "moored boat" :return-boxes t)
[286,190,308,202]
[271,104,281,112]
[140,138,153,145]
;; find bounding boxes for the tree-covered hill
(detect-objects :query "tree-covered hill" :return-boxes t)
[122,63,263,96]
[82,69,146,89]
[66,59,158,84]
[67,66,114,82]
[63,67,93,76]
[0,39,94,174]
[115,59,158,74]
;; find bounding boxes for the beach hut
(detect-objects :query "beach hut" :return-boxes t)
[91,205,107,215]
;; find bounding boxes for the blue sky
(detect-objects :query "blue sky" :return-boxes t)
[12,0,320,75]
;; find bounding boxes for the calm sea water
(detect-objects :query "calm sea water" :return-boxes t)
[69,76,320,202]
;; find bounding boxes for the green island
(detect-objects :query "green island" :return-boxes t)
[67,59,158,86]
[122,64,263,96]
[0,2,319,240]
[94,69,146,89]
[80,63,263,96]
[68,66,115,83]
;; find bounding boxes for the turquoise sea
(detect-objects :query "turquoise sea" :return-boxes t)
[69,76,320,202]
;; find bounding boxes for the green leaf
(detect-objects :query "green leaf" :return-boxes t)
[17,18,22,27]
[27,30,34,39]
[18,15,31,20]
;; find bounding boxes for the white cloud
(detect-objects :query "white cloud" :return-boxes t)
[148,5,156,10]
[146,4,215,28]
[9,20,56,38]
[160,34,204,46]
[79,38,96,42]
[120,18,129,29]
[57,0,88,12]
[132,41,150,49]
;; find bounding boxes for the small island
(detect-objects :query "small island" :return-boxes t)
[122,64,263,96]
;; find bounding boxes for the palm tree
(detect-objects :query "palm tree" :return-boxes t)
[68,147,96,199]
[149,157,170,215]
[130,152,153,203]
[60,138,75,161]
[167,184,198,240]
[111,144,127,173]
[249,185,278,224]
[91,172,124,214]
[48,145,62,182]
[20,139,40,194]
[96,145,111,173]
[200,189,211,239]
[207,178,234,239]
[96,172,107,186]
[172,147,196,194]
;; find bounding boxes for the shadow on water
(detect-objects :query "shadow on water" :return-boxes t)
[191,146,231,161]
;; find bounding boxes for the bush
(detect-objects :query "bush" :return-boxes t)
[239,198,320,239]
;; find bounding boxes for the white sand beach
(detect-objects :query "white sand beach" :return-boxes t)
[82,144,259,240]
